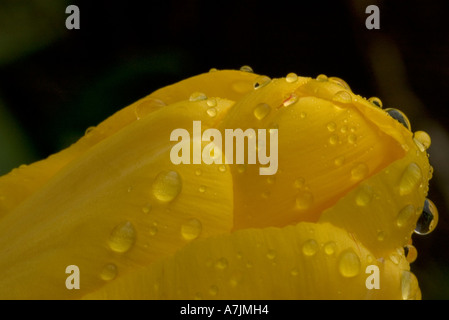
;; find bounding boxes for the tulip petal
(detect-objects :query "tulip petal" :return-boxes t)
[0,98,235,299]
[83,222,414,300]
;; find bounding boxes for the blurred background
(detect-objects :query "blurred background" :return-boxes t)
[0,0,448,299]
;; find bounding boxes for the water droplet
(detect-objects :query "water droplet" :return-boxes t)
[240,65,254,73]
[376,230,386,242]
[149,226,158,236]
[399,163,422,196]
[253,75,271,89]
[329,77,351,91]
[334,156,345,167]
[355,184,373,206]
[329,134,339,145]
[338,249,361,278]
[293,177,305,189]
[300,112,307,119]
[340,125,348,133]
[385,108,411,130]
[324,241,337,255]
[253,103,271,120]
[286,72,298,83]
[351,163,369,180]
[108,221,136,253]
[237,164,246,173]
[100,263,118,281]
[85,126,96,135]
[209,67,218,73]
[396,204,415,228]
[332,91,352,104]
[206,107,217,117]
[266,249,276,260]
[296,191,314,210]
[283,93,298,107]
[206,98,217,107]
[208,285,219,296]
[413,131,431,151]
[189,92,207,102]
[368,97,383,108]
[152,171,182,202]
[404,244,418,263]
[347,133,357,144]
[195,169,202,176]
[181,218,202,241]
[261,191,270,199]
[415,198,438,235]
[401,271,421,300]
[215,257,229,270]
[316,74,328,82]
[134,98,166,120]
[290,268,299,276]
[198,185,206,193]
[327,122,337,132]
[142,203,152,214]
[302,239,318,256]
[218,165,226,172]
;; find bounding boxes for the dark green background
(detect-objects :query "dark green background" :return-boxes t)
[0,0,448,299]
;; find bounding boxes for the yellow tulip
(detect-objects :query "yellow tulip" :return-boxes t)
[0,68,436,299]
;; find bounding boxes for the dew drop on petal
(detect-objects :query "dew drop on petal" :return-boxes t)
[355,184,373,207]
[208,285,219,296]
[283,93,298,107]
[286,72,298,83]
[396,204,415,228]
[316,74,328,82]
[351,163,369,180]
[332,91,352,104]
[206,98,217,107]
[108,221,136,253]
[100,263,118,281]
[338,249,361,278]
[152,171,182,202]
[329,77,351,91]
[141,203,152,214]
[334,156,345,167]
[253,103,271,120]
[302,239,319,256]
[134,98,166,120]
[215,258,229,270]
[189,92,207,102]
[253,75,271,89]
[327,122,337,132]
[324,241,337,255]
[399,162,422,196]
[266,249,277,260]
[329,134,339,145]
[206,107,217,117]
[240,65,254,73]
[404,244,418,263]
[385,108,411,130]
[368,97,383,108]
[414,198,438,235]
[413,131,431,151]
[296,191,314,210]
[149,226,158,236]
[181,218,202,241]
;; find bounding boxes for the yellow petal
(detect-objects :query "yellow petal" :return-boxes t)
[0,98,235,299]
[83,222,415,300]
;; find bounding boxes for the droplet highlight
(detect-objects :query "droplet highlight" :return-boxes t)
[338,249,361,278]
[399,162,422,196]
[100,263,118,281]
[240,65,254,73]
[302,239,319,256]
[355,184,373,207]
[368,97,383,108]
[413,131,431,151]
[414,198,438,235]
[181,218,203,241]
[253,75,271,89]
[332,91,352,104]
[152,171,182,202]
[253,103,271,120]
[189,92,207,102]
[396,204,415,228]
[386,108,411,130]
[108,221,136,253]
[286,72,298,83]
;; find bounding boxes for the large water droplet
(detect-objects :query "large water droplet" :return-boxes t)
[401,271,421,300]
[404,244,418,263]
[338,249,361,278]
[414,198,438,235]
[332,91,352,104]
[302,239,318,256]
[355,184,373,206]
[296,191,314,210]
[286,72,298,83]
[100,263,118,281]
[189,92,207,102]
[253,76,271,89]
[240,65,254,73]
[181,218,203,241]
[316,74,328,82]
[108,221,136,253]
[399,163,422,196]
[368,97,383,108]
[396,204,415,228]
[351,163,369,180]
[386,108,411,130]
[134,98,166,120]
[152,171,182,202]
[329,77,351,91]
[206,98,217,107]
[253,103,271,120]
[324,241,337,255]
[413,131,431,151]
